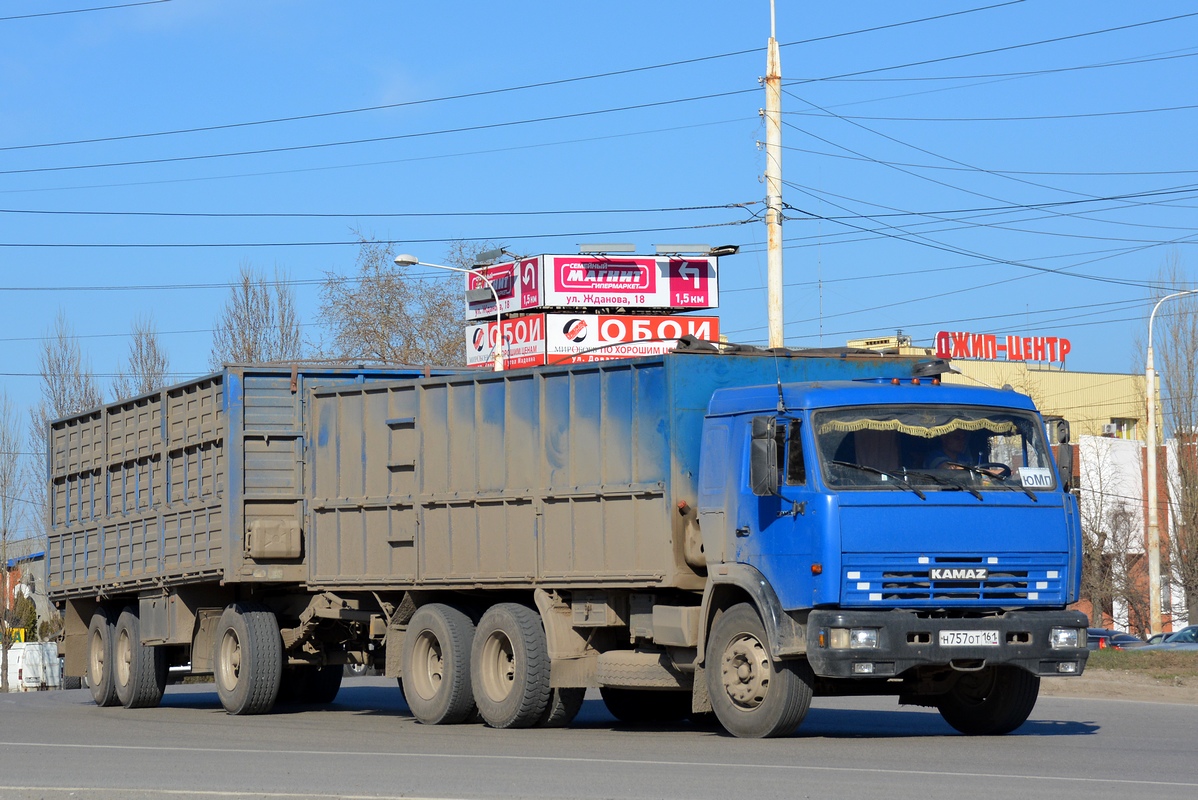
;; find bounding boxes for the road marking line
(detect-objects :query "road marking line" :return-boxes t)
[0,789,461,800]
[1,742,1196,789]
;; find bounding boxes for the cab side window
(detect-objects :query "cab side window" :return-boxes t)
[785,419,806,485]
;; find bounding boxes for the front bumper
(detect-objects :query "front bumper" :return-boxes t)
[804,608,1089,678]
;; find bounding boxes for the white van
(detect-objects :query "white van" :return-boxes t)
[3,642,62,691]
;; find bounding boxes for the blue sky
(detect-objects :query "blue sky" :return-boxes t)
[2,0,1196,420]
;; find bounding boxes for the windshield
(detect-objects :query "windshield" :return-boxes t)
[813,405,1056,494]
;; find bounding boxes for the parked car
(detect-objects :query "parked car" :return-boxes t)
[1139,624,1198,651]
[1086,628,1146,650]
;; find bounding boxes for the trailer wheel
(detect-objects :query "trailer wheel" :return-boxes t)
[600,687,690,724]
[538,688,585,728]
[87,608,119,707]
[402,604,477,725]
[936,666,1040,735]
[470,603,551,729]
[705,603,813,738]
[213,602,283,715]
[113,606,166,709]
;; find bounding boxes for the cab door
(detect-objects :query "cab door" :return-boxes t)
[738,416,821,609]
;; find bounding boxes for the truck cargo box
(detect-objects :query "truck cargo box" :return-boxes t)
[306,350,922,591]
[46,365,438,600]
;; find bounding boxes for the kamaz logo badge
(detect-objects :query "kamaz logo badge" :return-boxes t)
[930,568,988,581]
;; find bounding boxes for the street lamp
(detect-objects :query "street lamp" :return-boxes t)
[393,254,505,372]
[1145,289,1198,635]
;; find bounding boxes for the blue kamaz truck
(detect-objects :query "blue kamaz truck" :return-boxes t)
[49,348,1087,737]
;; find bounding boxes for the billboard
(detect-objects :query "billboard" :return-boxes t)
[465,314,720,369]
[935,330,1072,365]
[463,255,719,320]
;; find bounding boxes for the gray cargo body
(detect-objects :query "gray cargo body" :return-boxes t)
[305,351,921,592]
[45,365,436,601]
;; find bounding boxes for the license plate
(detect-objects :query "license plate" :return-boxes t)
[939,630,1000,647]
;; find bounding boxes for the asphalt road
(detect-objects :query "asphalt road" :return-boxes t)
[0,677,1194,800]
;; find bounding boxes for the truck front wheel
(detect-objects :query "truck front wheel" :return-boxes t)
[936,665,1040,735]
[402,604,477,725]
[213,602,283,715]
[87,608,119,707]
[705,603,813,738]
[113,606,166,709]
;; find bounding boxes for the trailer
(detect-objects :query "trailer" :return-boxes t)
[50,350,1089,737]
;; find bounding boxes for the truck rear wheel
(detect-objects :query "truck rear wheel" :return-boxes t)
[213,602,283,715]
[87,608,119,707]
[471,603,551,729]
[705,603,813,738]
[538,688,585,728]
[402,603,477,725]
[114,606,166,709]
[936,666,1040,735]
[277,665,343,705]
[600,687,690,724]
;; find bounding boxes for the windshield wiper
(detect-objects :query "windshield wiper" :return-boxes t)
[945,462,1039,502]
[832,460,926,500]
[907,469,983,501]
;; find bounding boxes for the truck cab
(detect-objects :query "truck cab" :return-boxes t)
[697,377,1089,736]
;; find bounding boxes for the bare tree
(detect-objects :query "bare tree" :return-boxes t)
[318,237,481,365]
[1149,253,1198,623]
[27,312,103,545]
[1078,436,1151,632]
[112,315,170,400]
[210,263,304,368]
[1,390,27,693]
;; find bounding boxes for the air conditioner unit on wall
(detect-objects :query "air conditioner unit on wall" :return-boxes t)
[1102,423,1118,436]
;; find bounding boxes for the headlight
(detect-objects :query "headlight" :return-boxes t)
[850,628,879,649]
[1050,627,1080,649]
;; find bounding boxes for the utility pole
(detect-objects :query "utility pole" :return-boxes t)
[764,0,784,348]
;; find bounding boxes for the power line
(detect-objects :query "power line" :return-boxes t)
[785,102,1198,123]
[0,1,168,23]
[0,89,760,177]
[0,2,1022,154]
[781,142,1198,178]
[0,219,751,249]
[790,10,1198,84]
[0,201,753,220]
[798,48,1198,83]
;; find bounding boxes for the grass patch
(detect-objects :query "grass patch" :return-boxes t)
[1087,648,1198,680]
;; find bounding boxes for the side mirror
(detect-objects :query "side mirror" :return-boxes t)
[1055,419,1070,444]
[1055,443,1074,492]
[749,416,778,497]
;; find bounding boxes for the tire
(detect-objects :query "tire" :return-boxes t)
[597,650,688,688]
[600,687,690,724]
[470,603,551,729]
[62,675,83,690]
[705,603,813,738]
[538,688,585,728]
[276,665,342,705]
[307,665,343,704]
[401,603,476,725]
[936,666,1040,735]
[213,602,283,715]
[87,608,119,707]
[276,667,310,705]
[344,663,369,677]
[113,606,167,709]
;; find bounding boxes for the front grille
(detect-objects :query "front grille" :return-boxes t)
[842,554,1066,607]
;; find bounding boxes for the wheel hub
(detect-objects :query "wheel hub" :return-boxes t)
[720,633,771,708]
